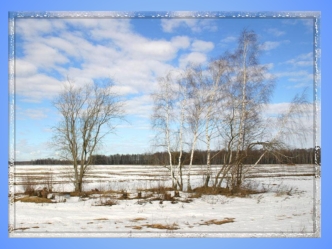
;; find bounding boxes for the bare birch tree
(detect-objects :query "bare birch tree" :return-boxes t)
[172,71,189,190]
[52,80,124,192]
[202,58,230,187]
[151,29,311,194]
[184,66,207,191]
[212,30,310,192]
[151,72,178,188]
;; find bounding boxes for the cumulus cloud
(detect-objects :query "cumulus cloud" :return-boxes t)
[15,19,193,102]
[15,59,38,77]
[161,19,217,33]
[125,94,154,119]
[16,73,65,102]
[179,52,208,68]
[191,40,214,52]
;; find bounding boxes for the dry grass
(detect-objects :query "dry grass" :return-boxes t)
[145,223,179,230]
[140,186,174,195]
[192,185,264,197]
[163,192,173,201]
[69,191,82,197]
[134,192,154,200]
[130,217,147,222]
[94,218,109,221]
[15,196,53,204]
[125,225,143,230]
[94,198,118,206]
[200,218,235,226]
[274,186,294,197]
[189,192,202,198]
[13,227,30,231]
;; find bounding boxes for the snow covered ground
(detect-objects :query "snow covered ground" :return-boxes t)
[9,164,320,237]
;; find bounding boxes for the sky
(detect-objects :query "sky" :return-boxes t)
[12,12,320,161]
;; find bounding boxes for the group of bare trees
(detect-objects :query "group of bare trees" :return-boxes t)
[51,29,311,194]
[151,29,311,192]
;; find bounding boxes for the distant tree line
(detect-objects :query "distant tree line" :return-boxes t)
[15,148,319,166]
[14,158,72,165]
[91,148,318,165]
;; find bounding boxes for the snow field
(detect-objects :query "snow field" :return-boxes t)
[9,164,320,237]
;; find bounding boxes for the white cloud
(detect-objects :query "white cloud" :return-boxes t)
[266,28,285,37]
[112,85,138,95]
[161,19,217,33]
[282,19,314,33]
[15,19,192,102]
[276,70,313,83]
[301,19,314,30]
[125,95,154,119]
[260,41,281,51]
[15,59,37,77]
[15,139,53,161]
[191,40,214,52]
[161,19,196,33]
[16,73,64,102]
[284,52,313,67]
[260,40,289,51]
[220,36,237,43]
[179,52,207,68]
[24,42,69,68]
[20,109,49,120]
[16,19,66,39]
[171,36,191,50]
[265,102,293,116]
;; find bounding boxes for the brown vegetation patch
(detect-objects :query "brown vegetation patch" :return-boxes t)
[200,218,235,226]
[125,225,143,230]
[69,191,82,197]
[192,186,264,197]
[133,192,154,200]
[94,198,118,206]
[145,223,179,230]
[94,218,109,221]
[14,227,30,231]
[130,217,147,222]
[139,186,174,195]
[192,186,226,195]
[189,192,202,198]
[15,196,54,203]
[118,192,129,200]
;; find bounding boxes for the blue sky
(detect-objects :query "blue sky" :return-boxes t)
[13,12,319,161]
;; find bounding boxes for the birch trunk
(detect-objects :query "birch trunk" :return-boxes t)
[233,40,248,189]
[187,132,198,192]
